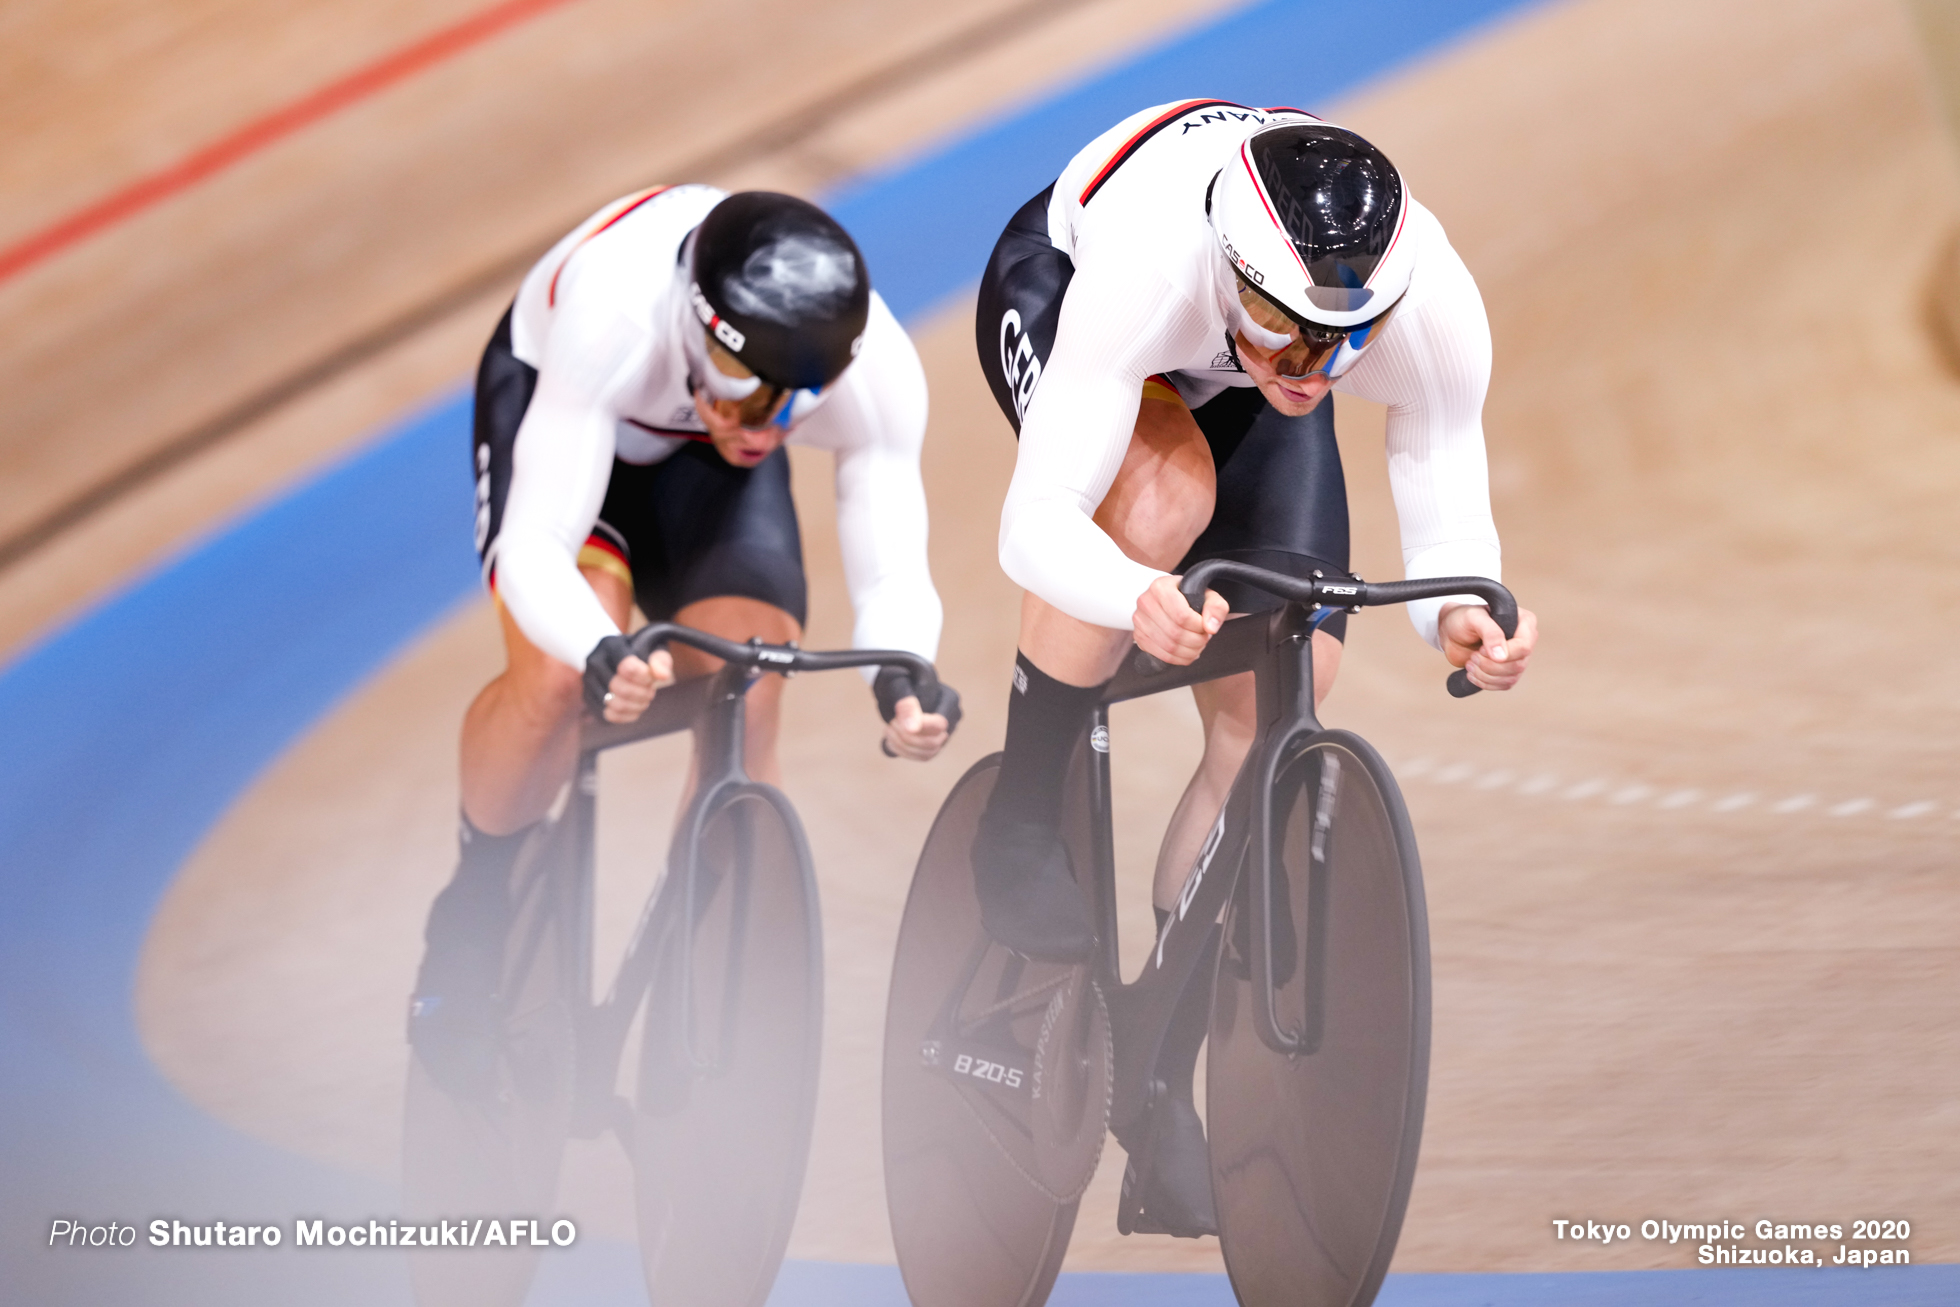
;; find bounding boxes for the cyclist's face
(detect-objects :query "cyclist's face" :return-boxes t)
[1230,313,1340,417]
[694,334,793,466]
[1234,279,1351,379]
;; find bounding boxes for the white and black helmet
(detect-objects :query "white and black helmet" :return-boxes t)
[1209,121,1416,334]
[689,192,870,392]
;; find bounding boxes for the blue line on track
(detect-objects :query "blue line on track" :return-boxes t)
[10,0,1946,1302]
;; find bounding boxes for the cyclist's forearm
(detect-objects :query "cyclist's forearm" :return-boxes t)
[495,527,619,669]
[1000,496,1159,631]
[1400,540,1504,649]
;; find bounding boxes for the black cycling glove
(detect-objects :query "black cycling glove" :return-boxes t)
[583,633,634,716]
[873,665,963,736]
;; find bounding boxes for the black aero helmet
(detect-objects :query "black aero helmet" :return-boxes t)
[688,192,871,391]
[1209,121,1414,331]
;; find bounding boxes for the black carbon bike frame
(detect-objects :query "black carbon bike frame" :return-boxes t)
[1088,563,1517,1184]
[561,623,938,1135]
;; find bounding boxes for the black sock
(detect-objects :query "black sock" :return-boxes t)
[1160,964,1213,1105]
[415,813,532,999]
[985,651,1108,831]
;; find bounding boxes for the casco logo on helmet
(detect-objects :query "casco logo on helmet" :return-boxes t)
[690,282,747,353]
[1220,237,1265,286]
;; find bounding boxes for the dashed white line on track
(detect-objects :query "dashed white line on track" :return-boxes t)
[1391,761,1953,827]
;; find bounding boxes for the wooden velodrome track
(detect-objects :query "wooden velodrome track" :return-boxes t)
[6,0,1960,1293]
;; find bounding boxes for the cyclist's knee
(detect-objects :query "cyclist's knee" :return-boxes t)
[491,594,603,724]
[500,651,586,726]
[1125,485,1213,569]
[742,669,787,724]
[1095,401,1215,569]
[668,596,801,678]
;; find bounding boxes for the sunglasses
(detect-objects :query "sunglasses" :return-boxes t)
[699,332,793,428]
[1232,276,1396,380]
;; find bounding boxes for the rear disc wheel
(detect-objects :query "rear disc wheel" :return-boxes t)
[403,817,580,1307]
[882,754,1111,1307]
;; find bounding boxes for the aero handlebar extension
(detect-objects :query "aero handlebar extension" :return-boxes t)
[1136,559,1519,698]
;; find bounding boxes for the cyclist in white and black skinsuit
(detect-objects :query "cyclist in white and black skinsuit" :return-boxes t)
[973,103,1539,1233]
[410,186,960,1095]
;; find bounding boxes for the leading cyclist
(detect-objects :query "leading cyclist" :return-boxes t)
[410,186,960,1094]
[972,103,1538,1231]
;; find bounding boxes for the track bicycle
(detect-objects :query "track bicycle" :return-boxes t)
[403,623,939,1307]
[882,559,1518,1307]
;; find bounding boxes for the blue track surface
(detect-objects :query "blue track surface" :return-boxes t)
[7,0,1947,1301]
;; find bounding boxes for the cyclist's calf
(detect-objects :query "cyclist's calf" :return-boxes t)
[462,566,636,834]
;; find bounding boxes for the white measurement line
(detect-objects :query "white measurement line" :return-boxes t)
[1392,759,1951,829]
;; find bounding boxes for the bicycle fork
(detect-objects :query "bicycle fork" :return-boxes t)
[1247,623,1334,1057]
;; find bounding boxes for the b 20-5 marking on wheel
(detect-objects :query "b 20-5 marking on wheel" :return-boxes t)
[953,1053,1025,1091]
[1394,759,1954,829]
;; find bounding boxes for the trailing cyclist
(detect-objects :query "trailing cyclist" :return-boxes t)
[972,102,1539,1232]
[410,185,960,1095]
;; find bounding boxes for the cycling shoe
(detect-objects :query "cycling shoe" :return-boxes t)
[407,989,501,1100]
[407,870,508,1100]
[971,813,1095,964]
[1127,1097,1218,1238]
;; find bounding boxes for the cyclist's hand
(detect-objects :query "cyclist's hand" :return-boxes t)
[1439,602,1537,691]
[604,650,673,723]
[584,634,673,722]
[1134,574,1226,665]
[884,696,950,760]
[875,667,961,760]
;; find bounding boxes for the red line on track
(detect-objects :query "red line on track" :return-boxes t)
[0,0,584,288]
